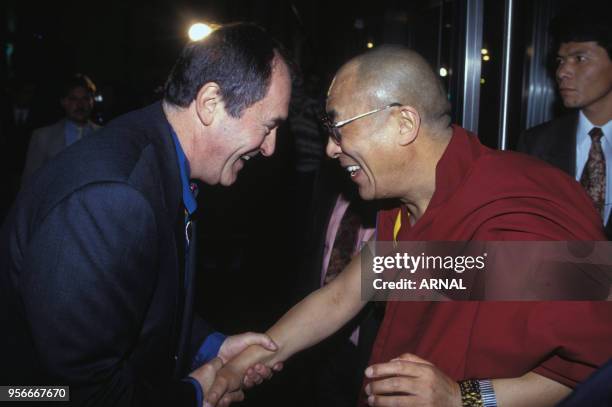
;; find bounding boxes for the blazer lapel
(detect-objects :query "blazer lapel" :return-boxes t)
[546,113,578,177]
[141,102,193,376]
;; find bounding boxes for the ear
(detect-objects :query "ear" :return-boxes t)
[397,106,420,146]
[194,82,221,126]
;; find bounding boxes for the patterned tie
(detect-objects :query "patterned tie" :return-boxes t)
[580,127,606,217]
[325,204,362,284]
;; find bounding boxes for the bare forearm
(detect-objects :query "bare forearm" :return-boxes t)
[228,256,366,372]
[266,272,365,363]
[492,372,571,407]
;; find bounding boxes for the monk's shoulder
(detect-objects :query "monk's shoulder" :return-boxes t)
[471,149,575,189]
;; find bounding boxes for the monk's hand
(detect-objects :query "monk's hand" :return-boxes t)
[364,353,461,407]
[218,332,279,388]
[243,361,284,388]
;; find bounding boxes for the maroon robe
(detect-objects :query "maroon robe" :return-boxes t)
[361,126,610,404]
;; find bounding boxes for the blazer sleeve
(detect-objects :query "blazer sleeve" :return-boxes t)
[188,313,216,363]
[20,182,196,407]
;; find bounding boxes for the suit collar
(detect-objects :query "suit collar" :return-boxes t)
[141,101,183,219]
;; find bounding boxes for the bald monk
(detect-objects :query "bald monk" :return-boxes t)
[205,46,611,407]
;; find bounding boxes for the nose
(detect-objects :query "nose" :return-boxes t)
[556,61,572,83]
[260,131,277,157]
[326,136,342,158]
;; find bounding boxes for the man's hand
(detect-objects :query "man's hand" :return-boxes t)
[189,357,245,407]
[218,332,282,387]
[204,361,245,407]
[364,353,461,407]
[217,332,277,363]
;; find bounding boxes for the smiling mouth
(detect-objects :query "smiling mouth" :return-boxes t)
[345,165,362,177]
[240,152,259,161]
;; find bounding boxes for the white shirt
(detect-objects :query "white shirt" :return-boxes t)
[575,111,612,224]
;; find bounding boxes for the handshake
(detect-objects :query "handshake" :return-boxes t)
[189,332,283,407]
[189,332,464,407]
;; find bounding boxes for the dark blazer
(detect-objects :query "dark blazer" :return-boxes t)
[0,102,211,406]
[517,112,612,239]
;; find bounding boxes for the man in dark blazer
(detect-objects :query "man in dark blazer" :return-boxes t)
[0,23,290,406]
[517,9,611,239]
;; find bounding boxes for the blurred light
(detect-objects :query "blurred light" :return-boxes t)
[367,42,374,49]
[439,67,448,77]
[480,78,486,84]
[189,23,213,41]
[94,95,104,103]
[483,55,490,62]
[481,48,488,55]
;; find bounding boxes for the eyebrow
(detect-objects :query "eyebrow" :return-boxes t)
[558,49,592,57]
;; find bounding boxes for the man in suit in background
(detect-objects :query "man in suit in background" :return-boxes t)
[517,8,611,238]
[0,23,289,406]
[22,74,101,182]
[293,158,382,407]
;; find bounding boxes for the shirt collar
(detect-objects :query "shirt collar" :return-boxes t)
[577,110,612,146]
[169,127,197,215]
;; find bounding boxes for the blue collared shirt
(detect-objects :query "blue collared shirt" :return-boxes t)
[575,111,612,223]
[169,129,197,217]
[169,127,225,405]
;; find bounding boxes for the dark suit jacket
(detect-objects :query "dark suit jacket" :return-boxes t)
[517,112,612,239]
[0,102,211,406]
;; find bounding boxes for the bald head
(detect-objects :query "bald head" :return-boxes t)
[333,46,451,131]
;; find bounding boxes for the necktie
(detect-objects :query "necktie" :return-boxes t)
[184,183,199,248]
[325,204,362,284]
[580,127,606,217]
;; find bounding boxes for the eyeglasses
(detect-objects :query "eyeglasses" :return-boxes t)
[322,103,401,144]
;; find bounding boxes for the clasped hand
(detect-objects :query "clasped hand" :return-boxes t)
[188,332,282,407]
